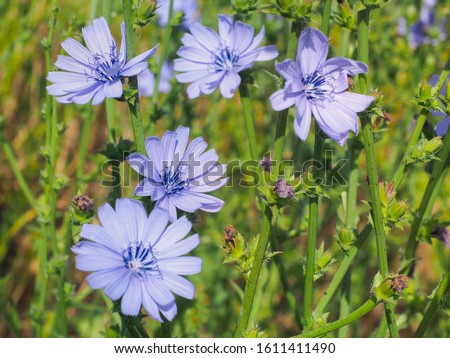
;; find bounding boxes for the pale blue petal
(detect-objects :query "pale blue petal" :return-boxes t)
[170,194,202,212]
[121,277,142,316]
[189,22,221,51]
[104,79,123,98]
[141,207,170,246]
[321,57,368,76]
[435,117,450,136]
[145,137,163,173]
[160,300,177,321]
[55,55,93,73]
[146,278,174,306]
[218,14,234,46]
[334,92,374,113]
[274,60,300,81]
[175,70,209,83]
[141,285,162,322]
[251,45,279,62]
[86,267,127,289]
[219,71,241,98]
[174,58,209,72]
[104,269,133,300]
[115,198,147,243]
[97,202,128,250]
[154,216,192,250]
[174,126,190,160]
[233,20,254,54]
[61,38,92,65]
[176,46,212,63]
[79,224,123,252]
[297,27,329,75]
[157,234,199,259]
[294,96,312,141]
[158,256,202,275]
[161,131,178,164]
[126,153,150,177]
[162,272,195,299]
[270,89,296,111]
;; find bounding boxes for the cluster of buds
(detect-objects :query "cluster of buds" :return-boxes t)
[372,272,409,304]
[274,0,312,21]
[222,225,280,282]
[69,193,94,243]
[377,180,409,232]
[336,226,357,252]
[302,242,336,282]
[406,136,443,165]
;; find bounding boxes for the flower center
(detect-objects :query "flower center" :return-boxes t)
[212,47,239,72]
[122,242,161,279]
[302,69,334,102]
[161,165,189,195]
[91,45,121,82]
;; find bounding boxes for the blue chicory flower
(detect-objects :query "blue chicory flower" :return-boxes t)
[138,60,173,97]
[408,0,446,49]
[430,74,450,136]
[72,198,201,320]
[156,0,199,30]
[270,27,374,145]
[47,17,158,105]
[174,14,279,99]
[126,126,228,221]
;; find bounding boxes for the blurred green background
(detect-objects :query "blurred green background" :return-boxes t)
[0,0,449,337]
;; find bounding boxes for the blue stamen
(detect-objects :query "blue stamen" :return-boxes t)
[123,242,161,279]
[161,165,189,194]
[213,47,239,72]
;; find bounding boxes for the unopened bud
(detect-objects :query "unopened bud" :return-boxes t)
[274,178,295,199]
[389,200,408,220]
[72,194,94,212]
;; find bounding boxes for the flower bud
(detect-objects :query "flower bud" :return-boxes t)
[389,200,408,221]
[337,226,355,252]
[372,273,409,303]
[424,136,443,153]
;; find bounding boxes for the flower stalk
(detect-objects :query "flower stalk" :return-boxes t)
[304,0,332,327]
[122,0,146,155]
[357,8,399,337]
[294,298,379,338]
[415,272,450,337]
[234,19,305,337]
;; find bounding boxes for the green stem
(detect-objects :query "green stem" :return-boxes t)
[393,66,449,190]
[314,224,371,315]
[151,0,174,121]
[122,0,145,154]
[3,142,38,209]
[392,108,429,190]
[234,206,272,337]
[415,272,450,337]
[270,234,302,329]
[303,0,332,327]
[294,298,378,338]
[35,1,58,337]
[273,19,306,176]
[304,125,323,326]
[338,269,351,337]
[239,84,259,161]
[401,128,450,274]
[121,314,149,338]
[357,8,398,337]
[234,19,305,337]
[75,108,94,188]
[320,0,333,36]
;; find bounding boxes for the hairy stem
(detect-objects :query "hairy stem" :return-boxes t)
[151,0,174,123]
[239,84,259,161]
[294,298,378,338]
[357,8,398,337]
[303,0,332,327]
[401,127,450,274]
[123,0,145,154]
[415,272,450,337]
[233,19,305,337]
[314,224,371,315]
